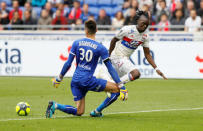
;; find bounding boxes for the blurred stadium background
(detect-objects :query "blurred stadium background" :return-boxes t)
[0,0,202,30]
[0,0,202,78]
[0,0,203,130]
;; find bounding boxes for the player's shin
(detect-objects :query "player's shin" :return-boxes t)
[56,103,77,115]
[120,72,137,84]
[95,92,120,113]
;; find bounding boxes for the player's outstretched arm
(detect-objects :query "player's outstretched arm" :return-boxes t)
[143,47,167,80]
[52,53,75,88]
[109,37,119,56]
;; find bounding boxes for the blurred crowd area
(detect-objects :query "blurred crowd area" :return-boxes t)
[0,0,202,31]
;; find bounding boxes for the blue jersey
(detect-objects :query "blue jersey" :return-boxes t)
[70,38,108,82]
[59,37,124,101]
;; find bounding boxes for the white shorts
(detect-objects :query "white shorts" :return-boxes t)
[94,57,136,81]
[111,56,135,77]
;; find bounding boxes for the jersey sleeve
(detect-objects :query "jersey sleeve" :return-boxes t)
[142,34,149,48]
[115,26,129,40]
[100,46,109,61]
[70,40,78,55]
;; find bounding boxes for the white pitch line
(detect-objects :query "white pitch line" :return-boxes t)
[105,107,203,115]
[1,107,203,122]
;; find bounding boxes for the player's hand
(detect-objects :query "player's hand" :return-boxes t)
[120,88,128,101]
[156,69,167,80]
[51,77,61,88]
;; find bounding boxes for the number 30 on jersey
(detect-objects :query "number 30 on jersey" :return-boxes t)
[79,48,93,62]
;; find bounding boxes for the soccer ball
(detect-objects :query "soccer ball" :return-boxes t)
[16,102,31,116]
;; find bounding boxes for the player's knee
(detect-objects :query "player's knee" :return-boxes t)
[110,86,119,93]
[105,82,120,93]
[76,110,84,116]
[76,105,85,116]
[113,84,120,93]
[130,69,141,80]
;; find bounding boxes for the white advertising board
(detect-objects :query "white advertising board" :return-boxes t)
[0,40,76,77]
[0,38,203,79]
[130,41,203,79]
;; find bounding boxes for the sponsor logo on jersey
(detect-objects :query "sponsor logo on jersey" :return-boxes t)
[121,36,143,49]
[78,63,91,70]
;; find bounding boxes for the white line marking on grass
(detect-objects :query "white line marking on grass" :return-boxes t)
[1,107,203,122]
[105,107,203,115]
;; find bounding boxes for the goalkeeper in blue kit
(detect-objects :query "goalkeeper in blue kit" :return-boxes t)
[46,20,128,118]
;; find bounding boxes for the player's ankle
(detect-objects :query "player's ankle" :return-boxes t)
[55,103,58,109]
[95,109,99,113]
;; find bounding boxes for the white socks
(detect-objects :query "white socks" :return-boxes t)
[120,73,132,84]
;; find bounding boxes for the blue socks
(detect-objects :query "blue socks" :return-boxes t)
[96,92,120,112]
[56,103,77,115]
[55,92,121,115]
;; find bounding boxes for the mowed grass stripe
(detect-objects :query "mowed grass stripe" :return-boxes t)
[1,107,203,122]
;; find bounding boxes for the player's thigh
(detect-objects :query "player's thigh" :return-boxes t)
[71,81,87,102]
[112,57,136,77]
[87,77,107,92]
[75,97,85,115]
[87,77,119,93]
[104,81,119,93]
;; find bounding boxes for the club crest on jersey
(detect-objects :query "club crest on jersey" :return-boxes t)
[142,34,147,39]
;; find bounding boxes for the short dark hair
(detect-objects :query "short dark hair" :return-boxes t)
[85,20,97,35]
[136,10,149,21]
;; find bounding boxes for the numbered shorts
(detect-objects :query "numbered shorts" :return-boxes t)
[111,57,135,77]
[71,76,107,101]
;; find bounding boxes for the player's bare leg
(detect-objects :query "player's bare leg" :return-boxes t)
[106,69,140,97]
[91,69,138,117]
[75,97,85,116]
[104,81,120,93]
[120,69,141,84]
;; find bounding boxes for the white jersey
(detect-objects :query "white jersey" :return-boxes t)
[112,25,149,57]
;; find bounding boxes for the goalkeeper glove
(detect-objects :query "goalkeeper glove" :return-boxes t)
[118,83,128,101]
[52,77,62,88]
[120,88,128,101]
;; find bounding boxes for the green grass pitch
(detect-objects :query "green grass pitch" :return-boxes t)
[0,77,203,131]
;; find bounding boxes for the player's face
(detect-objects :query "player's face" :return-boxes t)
[137,16,149,33]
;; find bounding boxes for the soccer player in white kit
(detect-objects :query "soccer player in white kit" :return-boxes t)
[90,10,167,117]
[109,11,167,83]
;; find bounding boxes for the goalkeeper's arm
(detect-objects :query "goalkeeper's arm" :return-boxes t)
[52,53,74,88]
[59,53,75,79]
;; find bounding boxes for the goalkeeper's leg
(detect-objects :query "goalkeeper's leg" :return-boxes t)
[46,98,85,118]
[91,70,139,116]
[90,81,127,117]
[90,92,120,117]
[54,97,85,116]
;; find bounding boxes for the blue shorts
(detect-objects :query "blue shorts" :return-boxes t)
[71,76,107,101]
